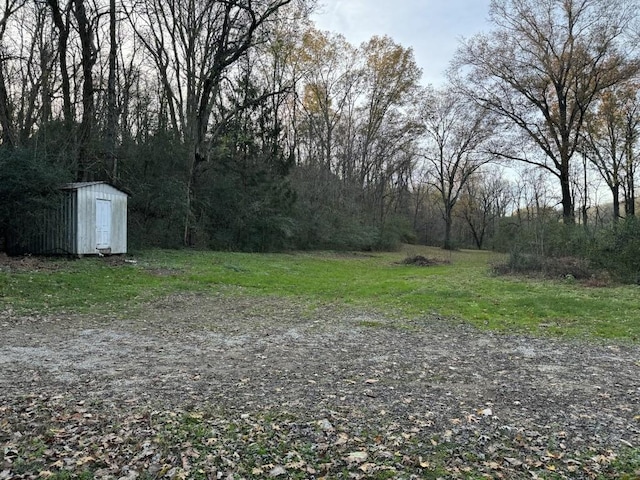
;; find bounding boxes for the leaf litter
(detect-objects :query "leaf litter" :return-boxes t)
[1,292,639,479]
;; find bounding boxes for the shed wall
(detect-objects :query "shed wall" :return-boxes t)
[8,182,127,255]
[9,193,76,255]
[75,184,127,254]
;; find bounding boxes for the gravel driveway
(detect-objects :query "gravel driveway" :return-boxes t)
[1,293,639,479]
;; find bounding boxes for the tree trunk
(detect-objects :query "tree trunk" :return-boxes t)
[612,185,620,222]
[443,205,454,250]
[630,181,637,218]
[626,147,636,217]
[106,0,118,181]
[560,166,575,224]
[40,45,53,124]
[467,218,485,250]
[582,157,589,227]
[0,67,16,149]
[73,0,96,181]
[47,0,73,125]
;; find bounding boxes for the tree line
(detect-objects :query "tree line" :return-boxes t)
[1,0,639,274]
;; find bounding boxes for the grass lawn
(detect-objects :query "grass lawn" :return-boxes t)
[1,245,638,341]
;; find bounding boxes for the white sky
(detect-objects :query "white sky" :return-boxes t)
[311,0,493,86]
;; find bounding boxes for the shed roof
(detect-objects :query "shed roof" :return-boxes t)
[62,181,129,195]
[62,181,110,190]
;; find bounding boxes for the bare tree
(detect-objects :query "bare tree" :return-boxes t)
[71,0,98,180]
[420,86,495,250]
[581,86,635,221]
[3,1,55,145]
[296,28,361,172]
[0,0,27,148]
[252,6,310,164]
[621,84,640,216]
[453,0,640,224]
[457,168,513,249]
[128,0,297,245]
[344,36,423,230]
[356,36,422,187]
[105,0,118,181]
[295,33,422,226]
[45,0,73,125]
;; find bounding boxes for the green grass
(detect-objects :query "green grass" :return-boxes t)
[1,246,639,340]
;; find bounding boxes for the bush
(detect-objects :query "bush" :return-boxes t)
[120,133,190,249]
[288,165,377,251]
[374,216,416,251]
[590,218,640,284]
[493,251,596,280]
[198,165,297,252]
[492,217,640,284]
[0,147,72,253]
[491,212,596,257]
[496,249,546,275]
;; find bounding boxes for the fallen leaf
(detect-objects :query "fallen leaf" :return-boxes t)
[359,462,376,473]
[346,451,368,463]
[504,457,522,467]
[76,456,95,466]
[335,432,349,445]
[269,465,287,477]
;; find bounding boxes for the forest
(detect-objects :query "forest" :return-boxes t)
[0,0,639,281]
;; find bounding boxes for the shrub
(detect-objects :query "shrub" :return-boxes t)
[0,147,72,254]
[373,216,415,251]
[590,218,640,284]
[494,249,596,280]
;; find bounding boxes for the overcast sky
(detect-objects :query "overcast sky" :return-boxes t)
[311,0,493,86]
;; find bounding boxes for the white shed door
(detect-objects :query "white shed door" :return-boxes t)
[96,199,112,249]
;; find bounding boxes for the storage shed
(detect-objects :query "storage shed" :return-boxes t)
[16,182,128,255]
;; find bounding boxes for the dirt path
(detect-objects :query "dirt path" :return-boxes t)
[1,293,639,479]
